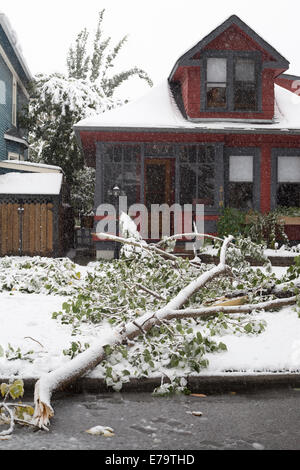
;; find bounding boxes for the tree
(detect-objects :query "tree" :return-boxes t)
[1,220,300,434]
[31,226,299,429]
[23,9,153,206]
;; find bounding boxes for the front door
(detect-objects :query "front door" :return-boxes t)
[144,158,174,239]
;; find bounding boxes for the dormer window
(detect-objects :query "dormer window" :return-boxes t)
[203,52,261,113]
[234,58,256,111]
[206,58,227,108]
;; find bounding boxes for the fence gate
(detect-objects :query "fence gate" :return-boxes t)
[0,202,54,256]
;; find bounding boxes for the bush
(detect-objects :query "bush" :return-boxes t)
[217,208,289,248]
[217,207,249,238]
[247,211,288,249]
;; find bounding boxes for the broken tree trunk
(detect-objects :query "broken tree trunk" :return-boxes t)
[33,236,233,428]
[33,234,298,429]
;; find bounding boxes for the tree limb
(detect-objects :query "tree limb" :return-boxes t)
[33,236,233,428]
[93,232,179,262]
[164,296,298,320]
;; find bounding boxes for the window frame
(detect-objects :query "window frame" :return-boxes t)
[96,142,224,215]
[271,148,300,209]
[224,147,261,211]
[201,51,262,113]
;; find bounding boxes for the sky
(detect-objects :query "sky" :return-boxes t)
[1,0,300,101]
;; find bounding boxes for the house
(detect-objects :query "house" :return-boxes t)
[0,13,32,165]
[74,15,300,259]
[0,14,74,257]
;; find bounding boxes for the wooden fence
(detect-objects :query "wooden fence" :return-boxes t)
[0,202,54,256]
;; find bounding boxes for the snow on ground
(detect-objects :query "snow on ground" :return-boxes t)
[0,293,73,378]
[0,260,299,381]
[203,308,300,375]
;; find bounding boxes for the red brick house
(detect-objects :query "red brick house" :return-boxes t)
[74,15,300,258]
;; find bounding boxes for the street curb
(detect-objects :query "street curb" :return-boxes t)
[3,373,300,396]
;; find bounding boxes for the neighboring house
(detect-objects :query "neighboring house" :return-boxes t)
[0,14,74,257]
[74,15,300,259]
[0,13,32,165]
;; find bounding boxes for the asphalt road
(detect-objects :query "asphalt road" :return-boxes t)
[1,387,300,451]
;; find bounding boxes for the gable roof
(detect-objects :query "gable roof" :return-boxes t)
[74,80,300,134]
[0,13,32,82]
[169,15,289,81]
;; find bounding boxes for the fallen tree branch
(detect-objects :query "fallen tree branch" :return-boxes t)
[154,233,225,246]
[163,296,298,320]
[33,235,233,429]
[135,283,167,301]
[93,232,179,262]
[225,278,300,300]
[32,233,300,430]
[0,403,14,437]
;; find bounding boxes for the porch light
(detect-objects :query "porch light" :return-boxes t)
[112,185,121,198]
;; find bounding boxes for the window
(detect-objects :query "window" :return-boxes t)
[277,156,300,207]
[204,53,260,112]
[0,81,6,105]
[102,144,140,207]
[234,59,256,111]
[8,152,20,161]
[228,155,254,209]
[179,145,215,206]
[206,58,227,108]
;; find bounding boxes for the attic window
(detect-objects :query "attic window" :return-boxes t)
[203,53,260,112]
[234,59,256,111]
[206,58,227,108]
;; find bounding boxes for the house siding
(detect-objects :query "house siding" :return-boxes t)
[0,53,12,161]
[0,25,29,88]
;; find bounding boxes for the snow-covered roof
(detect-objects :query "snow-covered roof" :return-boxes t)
[74,81,300,133]
[0,160,63,173]
[0,172,63,195]
[0,13,32,82]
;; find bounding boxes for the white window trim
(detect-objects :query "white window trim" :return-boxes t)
[8,152,20,161]
[0,43,29,99]
[12,76,17,126]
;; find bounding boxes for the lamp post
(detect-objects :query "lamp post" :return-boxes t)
[112,185,121,259]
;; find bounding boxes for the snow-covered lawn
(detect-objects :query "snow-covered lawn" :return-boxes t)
[0,257,299,383]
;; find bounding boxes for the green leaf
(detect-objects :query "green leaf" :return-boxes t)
[244,323,253,333]
[0,383,9,397]
[9,379,24,399]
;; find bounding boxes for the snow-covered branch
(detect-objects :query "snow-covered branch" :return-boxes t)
[33,235,233,428]
[94,232,179,262]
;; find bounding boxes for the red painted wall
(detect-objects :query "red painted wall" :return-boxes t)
[79,129,300,219]
[201,25,274,61]
[275,77,300,94]
[171,25,288,121]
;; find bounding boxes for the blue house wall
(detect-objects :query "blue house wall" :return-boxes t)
[0,25,29,87]
[0,21,30,164]
[0,53,12,161]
